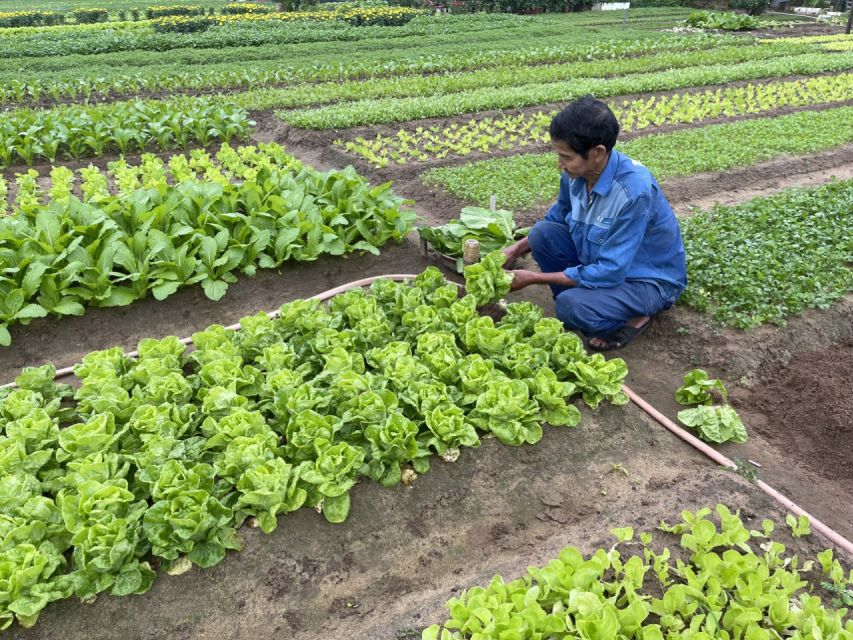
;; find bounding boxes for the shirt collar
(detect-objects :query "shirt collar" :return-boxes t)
[591,149,619,197]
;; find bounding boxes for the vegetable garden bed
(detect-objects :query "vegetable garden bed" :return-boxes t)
[1,11,851,638]
[7,332,849,638]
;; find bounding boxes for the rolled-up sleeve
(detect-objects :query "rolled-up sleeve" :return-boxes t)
[564,194,650,288]
[544,174,573,225]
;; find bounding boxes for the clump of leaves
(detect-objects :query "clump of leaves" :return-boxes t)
[685,10,760,30]
[418,206,529,258]
[786,513,811,538]
[463,250,514,307]
[675,368,746,444]
[678,404,748,444]
[675,368,728,405]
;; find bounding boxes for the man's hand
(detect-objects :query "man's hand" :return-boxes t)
[508,269,540,291]
[502,237,531,267]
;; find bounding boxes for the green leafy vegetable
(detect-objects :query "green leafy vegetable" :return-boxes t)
[418,206,528,257]
[462,250,514,307]
[424,504,853,639]
[0,263,633,629]
[677,404,748,444]
[675,369,728,406]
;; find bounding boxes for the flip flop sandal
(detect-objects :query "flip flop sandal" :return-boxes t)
[587,319,651,352]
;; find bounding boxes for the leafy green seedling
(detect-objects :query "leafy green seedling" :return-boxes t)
[786,513,811,538]
[675,368,728,405]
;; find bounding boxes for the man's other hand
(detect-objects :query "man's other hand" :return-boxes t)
[508,269,539,291]
[502,237,530,267]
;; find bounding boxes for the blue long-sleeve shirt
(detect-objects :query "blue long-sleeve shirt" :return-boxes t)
[544,149,687,302]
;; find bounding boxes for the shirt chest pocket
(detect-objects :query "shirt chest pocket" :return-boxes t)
[588,217,615,245]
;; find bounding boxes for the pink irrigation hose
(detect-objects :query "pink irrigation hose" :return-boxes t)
[624,385,853,557]
[2,274,851,556]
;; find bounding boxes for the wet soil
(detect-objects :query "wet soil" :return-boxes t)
[3,62,852,639]
[667,155,853,216]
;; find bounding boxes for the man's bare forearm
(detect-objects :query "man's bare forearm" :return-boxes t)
[509,269,576,291]
[532,271,576,287]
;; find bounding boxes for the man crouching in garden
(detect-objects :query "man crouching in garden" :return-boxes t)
[503,96,687,351]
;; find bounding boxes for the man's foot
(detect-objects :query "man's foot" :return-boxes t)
[588,316,651,352]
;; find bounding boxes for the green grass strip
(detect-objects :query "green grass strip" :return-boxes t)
[680,180,853,328]
[279,50,853,129]
[422,106,853,210]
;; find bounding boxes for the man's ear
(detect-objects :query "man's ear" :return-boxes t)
[593,145,608,163]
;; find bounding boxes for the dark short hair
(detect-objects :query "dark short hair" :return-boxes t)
[549,96,620,158]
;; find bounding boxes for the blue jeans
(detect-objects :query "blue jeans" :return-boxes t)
[528,220,675,337]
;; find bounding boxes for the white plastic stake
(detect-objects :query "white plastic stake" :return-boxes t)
[489,195,497,212]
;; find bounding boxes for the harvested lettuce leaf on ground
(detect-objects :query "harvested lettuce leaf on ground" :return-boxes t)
[463,250,514,307]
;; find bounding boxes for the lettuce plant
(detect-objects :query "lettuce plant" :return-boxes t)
[469,378,542,446]
[675,368,728,405]
[234,459,308,533]
[300,440,365,524]
[462,250,513,307]
[677,404,748,444]
[142,460,241,569]
[0,542,73,630]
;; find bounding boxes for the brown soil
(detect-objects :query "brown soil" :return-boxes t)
[663,145,853,214]
[510,276,853,543]
[736,340,853,490]
[668,157,853,215]
[752,22,845,38]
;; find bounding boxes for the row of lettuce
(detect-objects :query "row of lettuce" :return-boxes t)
[0,260,628,630]
[0,143,414,347]
[339,73,853,166]
[423,506,853,639]
[0,3,368,28]
[0,5,422,32]
[0,99,253,168]
[0,4,272,28]
[0,32,751,105]
[278,48,853,129]
[1,45,850,169]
